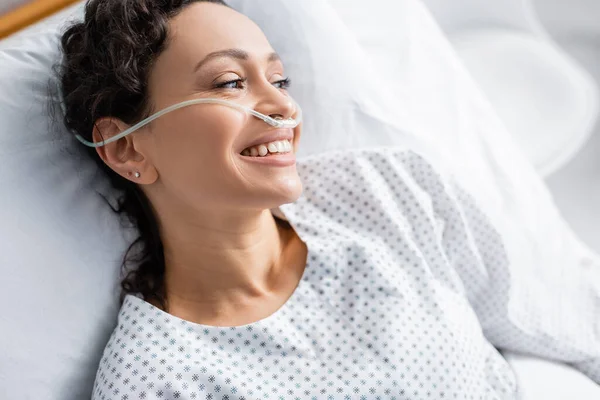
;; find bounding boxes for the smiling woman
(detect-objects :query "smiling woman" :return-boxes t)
[59,0,306,320]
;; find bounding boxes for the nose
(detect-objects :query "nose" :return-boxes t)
[252,81,296,123]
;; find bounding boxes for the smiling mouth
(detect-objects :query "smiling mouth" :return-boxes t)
[240,139,293,157]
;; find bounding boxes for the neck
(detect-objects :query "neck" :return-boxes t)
[157,204,289,315]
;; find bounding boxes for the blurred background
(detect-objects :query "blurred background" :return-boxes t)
[421,0,600,253]
[536,0,600,252]
[0,0,25,13]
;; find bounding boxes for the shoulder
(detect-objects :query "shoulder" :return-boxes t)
[295,146,450,194]
[92,295,171,400]
[292,146,454,214]
[281,146,458,241]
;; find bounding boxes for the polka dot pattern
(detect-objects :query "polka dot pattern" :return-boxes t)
[92,147,600,400]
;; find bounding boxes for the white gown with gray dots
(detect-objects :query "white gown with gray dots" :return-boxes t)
[92,147,600,400]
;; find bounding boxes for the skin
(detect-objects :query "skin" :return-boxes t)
[93,2,308,326]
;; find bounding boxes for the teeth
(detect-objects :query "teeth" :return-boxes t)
[242,139,293,157]
[257,144,268,157]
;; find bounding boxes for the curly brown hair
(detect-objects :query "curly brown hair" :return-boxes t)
[58,0,228,311]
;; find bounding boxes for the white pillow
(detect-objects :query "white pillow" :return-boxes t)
[0,0,597,399]
[0,5,126,400]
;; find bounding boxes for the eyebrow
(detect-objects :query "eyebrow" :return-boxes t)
[193,49,281,72]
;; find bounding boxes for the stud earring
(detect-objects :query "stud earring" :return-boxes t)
[134,172,141,178]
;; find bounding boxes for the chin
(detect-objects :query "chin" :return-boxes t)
[273,175,303,203]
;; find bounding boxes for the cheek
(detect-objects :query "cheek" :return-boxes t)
[154,108,243,156]
[150,108,245,179]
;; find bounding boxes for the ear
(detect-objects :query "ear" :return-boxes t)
[93,117,159,184]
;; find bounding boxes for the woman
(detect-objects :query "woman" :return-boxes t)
[59,1,599,399]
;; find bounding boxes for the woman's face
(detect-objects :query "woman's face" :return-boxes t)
[123,2,303,212]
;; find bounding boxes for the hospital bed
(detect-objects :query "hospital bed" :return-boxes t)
[0,1,599,399]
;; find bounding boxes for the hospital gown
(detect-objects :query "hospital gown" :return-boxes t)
[92,147,600,400]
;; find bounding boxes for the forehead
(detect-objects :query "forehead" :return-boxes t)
[165,3,274,67]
